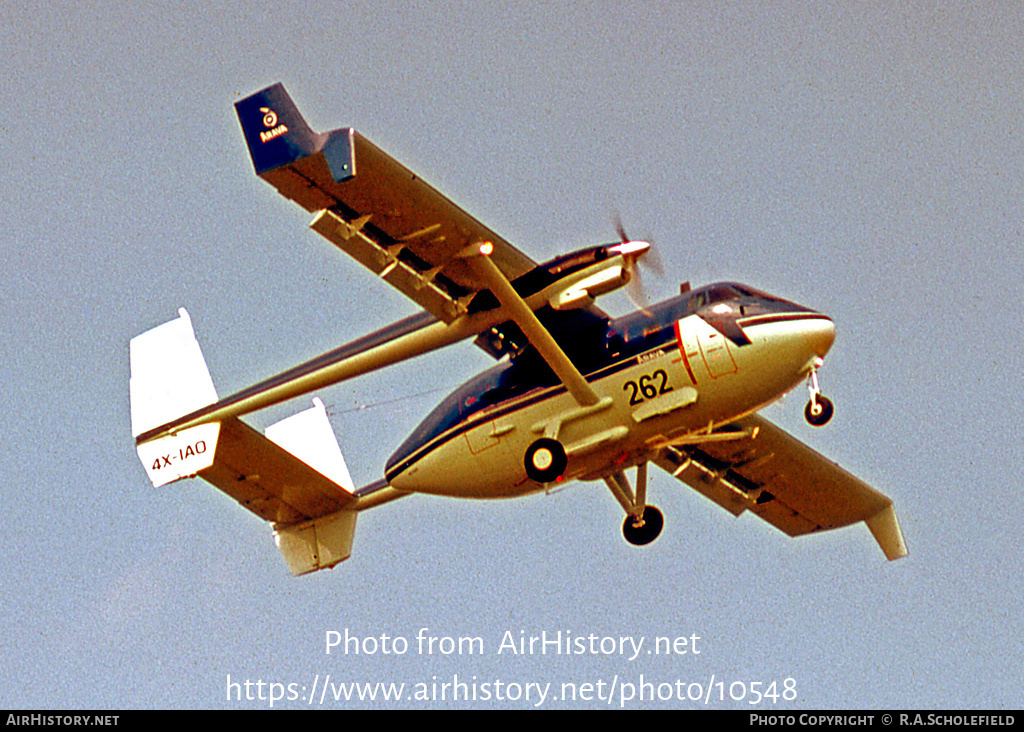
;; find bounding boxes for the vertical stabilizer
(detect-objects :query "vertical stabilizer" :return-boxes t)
[130,309,220,487]
[265,399,358,575]
[130,308,217,436]
[265,397,355,492]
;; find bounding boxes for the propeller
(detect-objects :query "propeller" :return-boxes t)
[609,216,662,312]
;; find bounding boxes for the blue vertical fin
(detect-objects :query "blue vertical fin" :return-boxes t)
[235,83,322,175]
[235,83,355,184]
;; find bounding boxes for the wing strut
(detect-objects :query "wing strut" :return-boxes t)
[469,243,601,407]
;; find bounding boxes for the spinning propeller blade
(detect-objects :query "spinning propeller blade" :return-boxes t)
[610,217,661,312]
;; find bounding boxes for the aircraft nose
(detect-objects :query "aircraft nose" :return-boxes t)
[805,317,836,359]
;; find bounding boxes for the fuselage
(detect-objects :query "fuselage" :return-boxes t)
[385,282,835,498]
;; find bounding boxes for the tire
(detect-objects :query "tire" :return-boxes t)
[805,395,834,426]
[524,438,567,483]
[623,506,664,546]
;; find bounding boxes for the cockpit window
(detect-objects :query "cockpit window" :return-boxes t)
[704,285,742,305]
[687,291,706,312]
[731,284,791,304]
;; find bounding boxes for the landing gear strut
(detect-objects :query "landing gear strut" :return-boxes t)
[805,358,834,426]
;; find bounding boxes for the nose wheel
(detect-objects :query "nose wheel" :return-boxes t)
[805,395,834,426]
[804,359,834,426]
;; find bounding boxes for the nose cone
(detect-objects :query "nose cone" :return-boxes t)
[805,316,836,359]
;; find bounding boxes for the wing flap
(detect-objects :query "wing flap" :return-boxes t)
[311,209,470,322]
[720,416,893,533]
[654,415,907,559]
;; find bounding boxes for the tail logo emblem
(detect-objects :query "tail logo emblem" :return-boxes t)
[258,107,288,143]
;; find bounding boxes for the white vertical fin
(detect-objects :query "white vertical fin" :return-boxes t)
[130,308,217,436]
[265,397,354,492]
[130,309,220,487]
[267,398,358,575]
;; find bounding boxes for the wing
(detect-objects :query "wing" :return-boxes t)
[138,85,612,443]
[652,414,908,560]
[235,83,535,323]
[230,83,611,412]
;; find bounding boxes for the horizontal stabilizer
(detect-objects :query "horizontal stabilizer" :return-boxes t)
[198,402,360,574]
[195,407,356,525]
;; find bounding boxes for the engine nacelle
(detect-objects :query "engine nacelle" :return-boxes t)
[549,261,630,310]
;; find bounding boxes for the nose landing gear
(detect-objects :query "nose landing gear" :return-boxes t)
[805,358,834,426]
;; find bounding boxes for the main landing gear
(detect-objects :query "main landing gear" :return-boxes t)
[524,438,568,484]
[604,463,664,546]
[525,438,663,545]
[623,506,664,546]
[805,358,834,427]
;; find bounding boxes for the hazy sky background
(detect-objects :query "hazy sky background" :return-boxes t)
[2,1,1022,709]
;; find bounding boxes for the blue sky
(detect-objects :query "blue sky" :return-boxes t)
[2,1,1022,709]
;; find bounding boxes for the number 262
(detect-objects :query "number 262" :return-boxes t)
[623,369,672,405]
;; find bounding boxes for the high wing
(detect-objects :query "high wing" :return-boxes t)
[235,83,536,323]
[137,85,611,445]
[651,414,908,560]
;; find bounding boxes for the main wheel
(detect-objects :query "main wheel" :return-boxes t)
[805,395,834,426]
[524,438,567,483]
[623,506,664,546]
